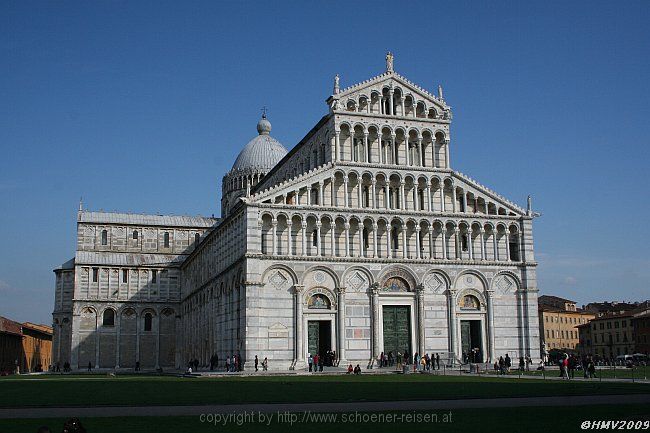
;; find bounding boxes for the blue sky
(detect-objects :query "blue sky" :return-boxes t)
[1,1,649,324]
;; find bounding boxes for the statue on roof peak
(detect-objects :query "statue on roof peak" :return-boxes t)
[386,51,394,72]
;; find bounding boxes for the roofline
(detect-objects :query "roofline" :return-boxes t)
[77,210,219,229]
[250,113,332,195]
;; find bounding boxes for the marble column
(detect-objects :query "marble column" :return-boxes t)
[426,185,432,211]
[337,287,347,363]
[301,223,307,256]
[319,181,324,206]
[467,229,474,260]
[402,226,407,259]
[416,285,425,356]
[415,227,422,259]
[480,229,486,260]
[486,291,496,362]
[448,290,457,361]
[293,285,305,366]
[399,182,405,210]
[371,180,377,209]
[371,285,381,361]
[343,177,349,207]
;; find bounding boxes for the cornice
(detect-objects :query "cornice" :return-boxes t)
[254,202,522,221]
[247,253,537,268]
[333,110,451,125]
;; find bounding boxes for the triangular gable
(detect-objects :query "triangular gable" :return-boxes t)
[330,71,449,111]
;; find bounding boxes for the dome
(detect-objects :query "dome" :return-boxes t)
[230,116,288,174]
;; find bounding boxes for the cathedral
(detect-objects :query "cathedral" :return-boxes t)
[52,54,541,371]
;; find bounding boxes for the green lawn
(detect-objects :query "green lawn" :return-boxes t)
[0,373,647,408]
[2,405,648,433]
[482,366,649,380]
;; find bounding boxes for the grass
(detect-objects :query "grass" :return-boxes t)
[482,366,649,380]
[2,404,648,433]
[0,373,647,408]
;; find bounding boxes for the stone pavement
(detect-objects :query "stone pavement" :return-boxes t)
[2,394,649,419]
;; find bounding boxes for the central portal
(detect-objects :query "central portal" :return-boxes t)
[460,320,483,363]
[307,320,331,358]
[382,305,411,357]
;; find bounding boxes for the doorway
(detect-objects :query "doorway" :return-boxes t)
[307,320,331,358]
[382,305,411,358]
[460,320,483,363]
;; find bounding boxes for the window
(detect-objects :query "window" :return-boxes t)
[194,233,200,245]
[362,228,369,251]
[312,230,318,247]
[152,270,157,283]
[132,230,138,240]
[92,267,98,283]
[144,313,152,332]
[122,269,128,283]
[391,227,399,251]
[102,309,115,327]
[163,232,170,248]
[461,234,468,252]
[101,229,108,246]
[509,234,520,261]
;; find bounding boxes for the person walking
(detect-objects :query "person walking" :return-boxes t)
[87,362,92,372]
[313,354,319,373]
[225,354,230,372]
[262,357,268,371]
[254,355,259,372]
[562,355,570,380]
[436,353,440,371]
[568,355,576,379]
[308,353,313,372]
